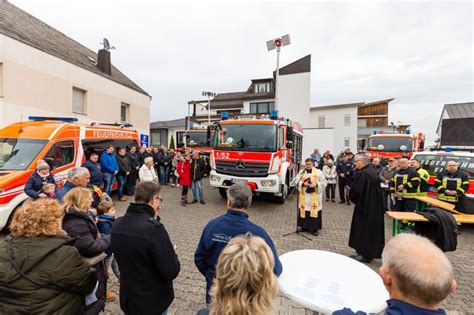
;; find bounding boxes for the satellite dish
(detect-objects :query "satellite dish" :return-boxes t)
[100,38,116,51]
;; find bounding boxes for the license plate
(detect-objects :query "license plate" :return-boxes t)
[231,178,247,184]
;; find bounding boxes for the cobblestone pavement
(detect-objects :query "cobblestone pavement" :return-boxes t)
[1,180,472,314]
[101,180,473,315]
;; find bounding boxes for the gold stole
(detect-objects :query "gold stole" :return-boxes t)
[299,168,319,218]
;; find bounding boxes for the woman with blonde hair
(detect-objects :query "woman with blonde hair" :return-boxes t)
[62,187,112,314]
[0,198,96,314]
[199,233,278,315]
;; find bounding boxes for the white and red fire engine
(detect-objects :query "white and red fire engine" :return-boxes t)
[366,130,425,159]
[209,112,303,203]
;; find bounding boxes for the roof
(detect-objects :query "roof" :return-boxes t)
[0,0,149,97]
[209,91,275,109]
[443,102,474,119]
[150,118,186,129]
[358,99,395,108]
[310,102,364,111]
[276,54,311,76]
[437,102,474,133]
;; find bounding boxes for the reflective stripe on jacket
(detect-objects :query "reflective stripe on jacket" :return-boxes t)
[435,170,469,203]
[390,168,420,199]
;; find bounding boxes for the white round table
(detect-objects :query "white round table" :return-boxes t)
[278,250,389,313]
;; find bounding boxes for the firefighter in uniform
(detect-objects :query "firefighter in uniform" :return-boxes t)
[435,160,469,209]
[410,159,429,211]
[390,158,420,211]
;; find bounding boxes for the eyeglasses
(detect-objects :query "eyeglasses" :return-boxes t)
[153,196,163,203]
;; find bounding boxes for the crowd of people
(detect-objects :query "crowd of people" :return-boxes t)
[0,144,466,314]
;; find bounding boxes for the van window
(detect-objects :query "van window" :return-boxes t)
[0,138,47,171]
[416,154,474,179]
[44,140,75,170]
[82,139,138,160]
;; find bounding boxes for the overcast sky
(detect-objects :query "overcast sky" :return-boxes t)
[12,0,473,144]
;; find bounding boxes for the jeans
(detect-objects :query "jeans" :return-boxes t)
[105,254,120,279]
[159,165,170,184]
[192,180,204,201]
[325,184,336,200]
[103,173,115,196]
[116,175,126,198]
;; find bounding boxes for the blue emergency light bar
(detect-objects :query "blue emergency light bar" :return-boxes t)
[221,112,229,120]
[269,111,279,120]
[29,116,78,122]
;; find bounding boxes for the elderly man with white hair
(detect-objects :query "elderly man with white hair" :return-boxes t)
[55,167,91,202]
[334,233,456,314]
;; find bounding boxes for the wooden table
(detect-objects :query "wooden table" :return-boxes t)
[414,196,459,213]
[386,211,474,236]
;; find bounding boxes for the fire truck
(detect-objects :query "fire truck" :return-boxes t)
[0,117,140,231]
[208,112,303,204]
[366,130,425,159]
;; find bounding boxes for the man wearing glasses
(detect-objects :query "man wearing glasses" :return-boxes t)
[112,182,180,315]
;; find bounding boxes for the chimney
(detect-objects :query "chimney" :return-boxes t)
[97,49,112,75]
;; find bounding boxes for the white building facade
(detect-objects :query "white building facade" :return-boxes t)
[0,1,151,138]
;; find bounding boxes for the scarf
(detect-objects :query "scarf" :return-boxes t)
[299,167,319,218]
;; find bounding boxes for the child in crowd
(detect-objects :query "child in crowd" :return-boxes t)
[41,183,56,199]
[177,153,192,206]
[96,200,120,280]
[171,151,182,187]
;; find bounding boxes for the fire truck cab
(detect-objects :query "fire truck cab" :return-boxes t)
[209,113,303,204]
[0,117,140,230]
[366,131,425,159]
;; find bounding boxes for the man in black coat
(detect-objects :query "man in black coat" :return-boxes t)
[112,181,180,315]
[116,148,131,201]
[190,151,207,204]
[82,152,103,188]
[348,154,385,263]
[126,146,140,195]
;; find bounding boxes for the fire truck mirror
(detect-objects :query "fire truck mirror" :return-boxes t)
[286,127,294,141]
[286,141,294,149]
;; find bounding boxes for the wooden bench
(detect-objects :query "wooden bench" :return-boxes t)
[386,211,474,236]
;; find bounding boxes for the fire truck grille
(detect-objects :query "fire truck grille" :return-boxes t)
[216,160,270,177]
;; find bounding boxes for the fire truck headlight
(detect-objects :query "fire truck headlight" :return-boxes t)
[261,180,277,187]
[210,175,221,182]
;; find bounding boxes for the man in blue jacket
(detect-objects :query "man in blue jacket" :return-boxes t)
[194,183,283,304]
[100,145,118,196]
[55,167,90,202]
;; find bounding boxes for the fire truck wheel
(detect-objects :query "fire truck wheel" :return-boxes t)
[219,188,227,198]
[275,183,288,204]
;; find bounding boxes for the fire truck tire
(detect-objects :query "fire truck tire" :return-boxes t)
[275,183,288,204]
[219,188,227,198]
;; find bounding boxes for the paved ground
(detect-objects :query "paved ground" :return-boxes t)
[103,180,473,315]
[1,180,473,314]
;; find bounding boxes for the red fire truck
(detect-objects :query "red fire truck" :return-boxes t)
[209,113,303,204]
[366,131,425,159]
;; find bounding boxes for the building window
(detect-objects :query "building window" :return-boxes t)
[150,131,161,146]
[72,87,86,114]
[344,137,350,148]
[344,114,351,127]
[318,115,325,128]
[358,118,367,128]
[44,140,75,170]
[121,103,130,122]
[249,102,275,114]
[0,63,3,97]
[254,83,272,93]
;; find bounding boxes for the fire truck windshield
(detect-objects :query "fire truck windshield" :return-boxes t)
[368,136,413,152]
[0,138,48,171]
[215,124,277,151]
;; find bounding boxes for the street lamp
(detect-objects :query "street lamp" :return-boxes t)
[202,91,216,125]
[266,34,291,112]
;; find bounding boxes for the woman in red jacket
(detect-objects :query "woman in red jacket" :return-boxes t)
[177,153,192,206]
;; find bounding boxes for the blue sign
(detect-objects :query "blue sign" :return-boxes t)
[140,134,149,147]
